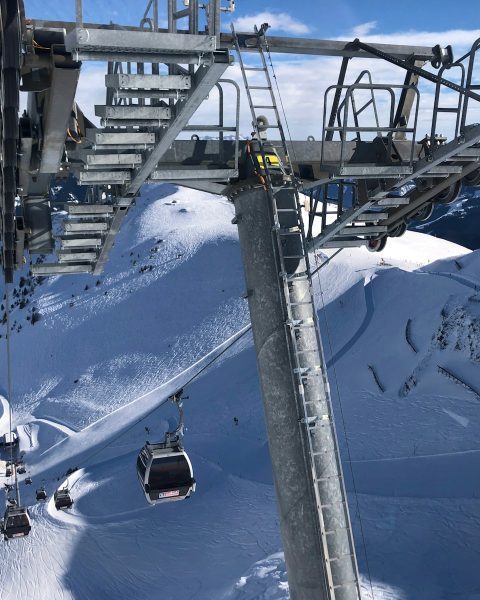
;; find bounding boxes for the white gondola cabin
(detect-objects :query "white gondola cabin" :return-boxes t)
[136,442,195,505]
[54,488,73,510]
[2,506,31,540]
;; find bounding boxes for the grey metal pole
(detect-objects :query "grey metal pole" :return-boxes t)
[233,185,361,600]
[75,0,83,28]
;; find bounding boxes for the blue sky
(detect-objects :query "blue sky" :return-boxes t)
[23,1,480,139]
[24,0,480,39]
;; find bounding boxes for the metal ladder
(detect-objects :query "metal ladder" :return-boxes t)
[232,24,361,599]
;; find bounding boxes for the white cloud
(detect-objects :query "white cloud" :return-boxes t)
[232,11,311,35]
[349,27,480,51]
[351,21,377,38]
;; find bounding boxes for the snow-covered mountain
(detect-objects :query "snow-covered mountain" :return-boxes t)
[0,184,479,599]
[410,185,480,250]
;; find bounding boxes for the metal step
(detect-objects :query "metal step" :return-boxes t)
[65,28,216,55]
[115,90,188,100]
[31,263,94,275]
[63,222,109,233]
[375,196,411,206]
[105,73,191,90]
[149,168,237,181]
[58,251,98,263]
[66,204,114,215]
[95,105,171,120]
[449,147,480,157]
[85,154,142,167]
[78,171,131,185]
[76,51,215,64]
[93,131,155,146]
[338,225,388,235]
[354,212,389,221]
[322,239,368,248]
[425,165,463,175]
[60,236,103,249]
[337,165,413,177]
[116,197,134,207]
[92,144,155,151]
[98,118,170,128]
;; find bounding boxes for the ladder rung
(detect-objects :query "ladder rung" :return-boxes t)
[315,475,341,483]
[295,366,321,375]
[333,579,359,589]
[298,371,322,380]
[286,318,315,328]
[437,108,458,113]
[290,301,314,306]
[277,227,301,234]
[253,105,275,109]
[311,449,337,457]
[320,501,346,509]
[276,208,300,212]
[329,554,356,564]
[244,67,265,71]
[324,526,352,536]
[281,271,309,281]
[249,86,271,90]
[283,254,306,259]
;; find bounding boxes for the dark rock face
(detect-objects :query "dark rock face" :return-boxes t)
[409,186,480,250]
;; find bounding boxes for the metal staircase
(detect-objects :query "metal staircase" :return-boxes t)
[307,39,480,252]
[33,21,238,276]
[232,24,361,599]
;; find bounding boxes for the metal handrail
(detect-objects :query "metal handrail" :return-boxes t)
[460,36,480,134]
[431,61,465,143]
[336,70,380,141]
[186,78,240,172]
[322,82,420,169]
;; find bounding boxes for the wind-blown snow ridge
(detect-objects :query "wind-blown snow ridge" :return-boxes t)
[33,324,251,477]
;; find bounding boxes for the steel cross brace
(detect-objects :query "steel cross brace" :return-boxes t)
[348,39,480,104]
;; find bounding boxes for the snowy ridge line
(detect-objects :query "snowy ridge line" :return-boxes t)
[437,365,480,399]
[31,325,252,479]
[417,269,480,291]
[33,417,78,436]
[405,318,418,353]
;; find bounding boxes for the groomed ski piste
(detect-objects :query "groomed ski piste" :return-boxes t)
[0,183,480,599]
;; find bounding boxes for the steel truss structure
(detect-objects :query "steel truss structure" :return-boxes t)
[2,1,480,598]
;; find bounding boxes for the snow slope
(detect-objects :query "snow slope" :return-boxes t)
[0,184,479,599]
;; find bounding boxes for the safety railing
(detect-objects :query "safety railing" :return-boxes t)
[185,78,241,172]
[335,70,380,141]
[431,61,465,142]
[460,36,480,134]
[321,82,420,169]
